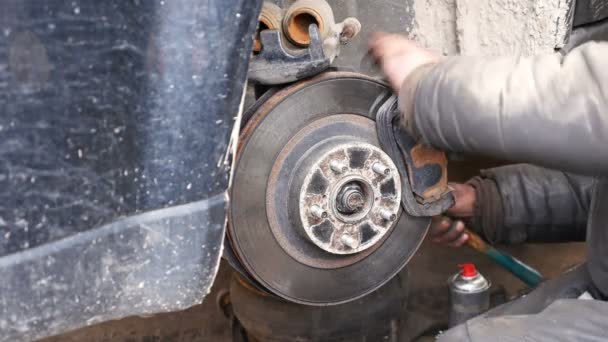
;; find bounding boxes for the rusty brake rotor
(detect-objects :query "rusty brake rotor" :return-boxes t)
[228,72,430,305]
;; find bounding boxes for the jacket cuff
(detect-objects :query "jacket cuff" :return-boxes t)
[397,63,438,140]
[466,176,505,244]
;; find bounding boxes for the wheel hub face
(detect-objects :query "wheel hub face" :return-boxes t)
[299,143,401,254]
[229,72,430,305]
[265,114,394,269]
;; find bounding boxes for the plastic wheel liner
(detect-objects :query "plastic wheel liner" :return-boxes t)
[0,1,261,340]
[228,72,431,305]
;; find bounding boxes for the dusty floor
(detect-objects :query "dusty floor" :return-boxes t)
[42,239,585,342]
[43,158,586,341]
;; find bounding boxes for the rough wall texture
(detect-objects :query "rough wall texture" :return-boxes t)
[412,0,573,56]
[411,0,459,55]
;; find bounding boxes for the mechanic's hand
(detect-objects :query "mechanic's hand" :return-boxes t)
[369,32,440,94]
[430,183,476,247]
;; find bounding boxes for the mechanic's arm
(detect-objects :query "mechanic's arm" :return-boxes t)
[406,41,608,176]
[432,164,594,246]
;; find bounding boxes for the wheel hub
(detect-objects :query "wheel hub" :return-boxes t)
[298,143,401,254]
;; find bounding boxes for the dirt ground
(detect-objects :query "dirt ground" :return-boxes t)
[41,239,585,342]
[43,159,587,341]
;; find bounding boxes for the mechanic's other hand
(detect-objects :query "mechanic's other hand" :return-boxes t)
[447,183,476,218]
[430,217,468,247]
[430,183,477,247]
[369,32,440,93]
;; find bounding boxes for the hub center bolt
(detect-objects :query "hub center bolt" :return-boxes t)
[336,183,366,214]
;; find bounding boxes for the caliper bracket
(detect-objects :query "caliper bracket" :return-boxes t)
[248,24,330,85]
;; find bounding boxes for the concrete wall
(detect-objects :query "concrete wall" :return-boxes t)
[411,0,574,56]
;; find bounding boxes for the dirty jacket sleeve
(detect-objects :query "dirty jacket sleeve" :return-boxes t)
[467,164,594,244]
[402,41,608,176]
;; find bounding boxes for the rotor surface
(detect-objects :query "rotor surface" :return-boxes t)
[229,72,430,305]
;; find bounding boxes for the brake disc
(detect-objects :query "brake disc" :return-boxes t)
[228,72,430,305]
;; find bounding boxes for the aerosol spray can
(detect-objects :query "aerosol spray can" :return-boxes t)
[448,263,490,327]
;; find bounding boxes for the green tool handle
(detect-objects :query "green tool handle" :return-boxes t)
[464,227,544,287]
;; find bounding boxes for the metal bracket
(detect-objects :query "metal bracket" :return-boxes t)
[248,24,330,85]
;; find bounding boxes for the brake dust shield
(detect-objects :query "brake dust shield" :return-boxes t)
[228,72,430,305]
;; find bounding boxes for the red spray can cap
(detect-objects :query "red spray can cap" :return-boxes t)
[458,263,478,277]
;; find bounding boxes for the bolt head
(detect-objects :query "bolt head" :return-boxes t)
[310,205,327,219]
[340,234,358,248]
[372,162,390,176]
